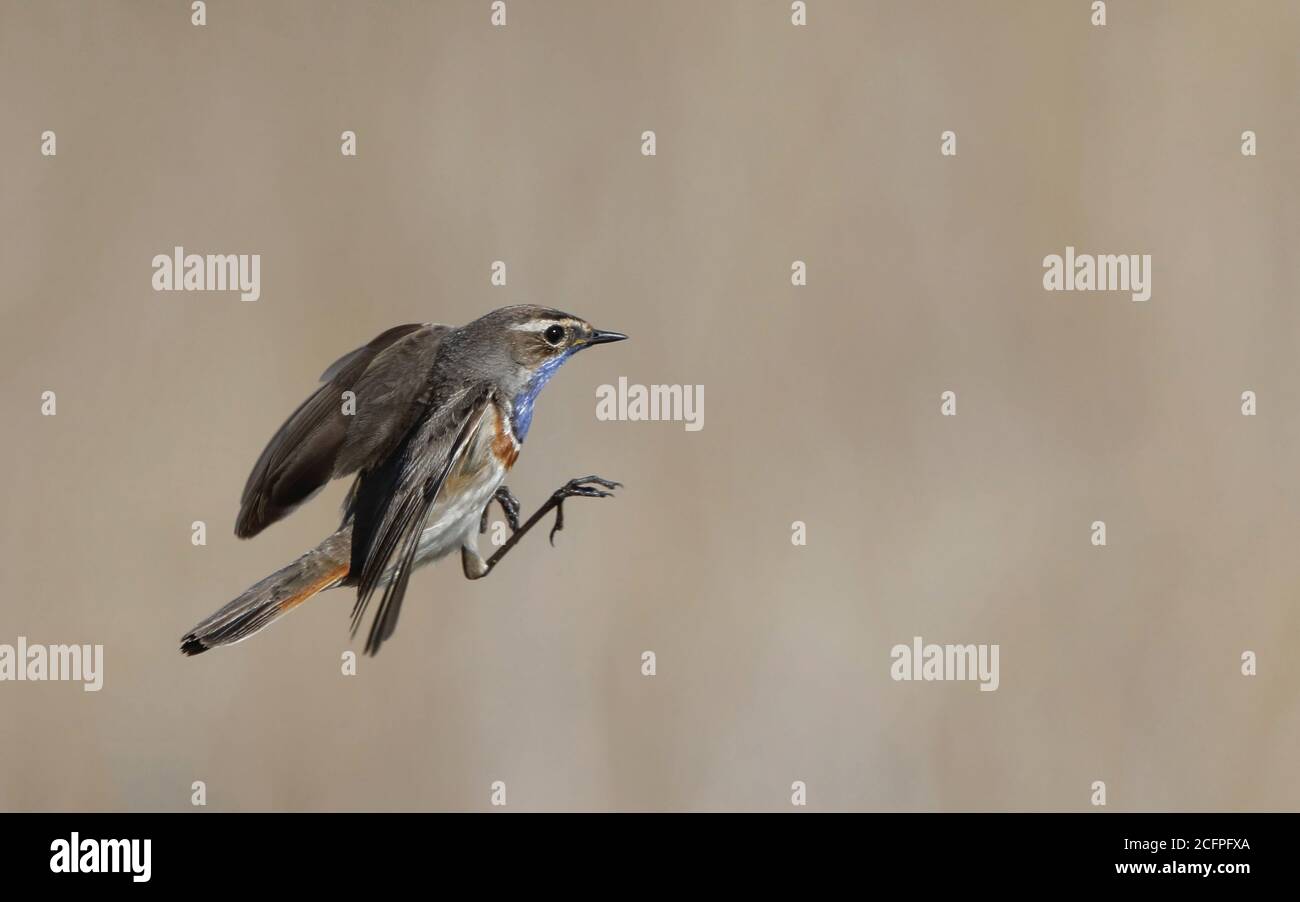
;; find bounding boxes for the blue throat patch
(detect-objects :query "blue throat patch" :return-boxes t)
[510,351,573,442]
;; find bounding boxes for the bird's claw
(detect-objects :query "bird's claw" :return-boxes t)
[481,485,523,534]
[495,486,522,532]
[548,476,621,545]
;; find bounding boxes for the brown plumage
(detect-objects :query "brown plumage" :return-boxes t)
[234,323,448,538]
[185,306,627,656]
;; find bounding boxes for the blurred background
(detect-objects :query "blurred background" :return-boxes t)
[0,0,1297,810]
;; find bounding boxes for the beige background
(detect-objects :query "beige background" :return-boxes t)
[1,0,1297,811]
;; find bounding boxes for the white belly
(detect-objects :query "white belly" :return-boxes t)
[370,400,517,586]
[412,407,514,571]
[410,459,505,566]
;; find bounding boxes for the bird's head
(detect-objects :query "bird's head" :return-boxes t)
[492,304,628,370]
[454,305,627,439]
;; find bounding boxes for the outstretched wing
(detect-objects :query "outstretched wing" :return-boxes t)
[346,384,495,655]
[234,323,449,538]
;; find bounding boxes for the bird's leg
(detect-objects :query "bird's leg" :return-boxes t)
[479,485,522,535]
[463,476,621,581]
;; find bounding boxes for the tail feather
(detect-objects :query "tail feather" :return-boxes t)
[181,528,352,655]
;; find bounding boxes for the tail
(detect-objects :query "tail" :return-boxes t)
[180,528,352,655]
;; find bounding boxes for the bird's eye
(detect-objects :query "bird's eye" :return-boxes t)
[543,324,566,346]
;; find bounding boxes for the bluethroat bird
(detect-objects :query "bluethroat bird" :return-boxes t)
[181,305,627,656]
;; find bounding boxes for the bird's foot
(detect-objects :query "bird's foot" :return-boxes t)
[480,485,522,534]
[548,476,621,545]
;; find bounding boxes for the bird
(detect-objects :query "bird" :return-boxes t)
[180,304,627,656]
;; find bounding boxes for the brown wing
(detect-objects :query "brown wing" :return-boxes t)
[346,384,495,655]
[234,323,447,538]
[332,324,454,478]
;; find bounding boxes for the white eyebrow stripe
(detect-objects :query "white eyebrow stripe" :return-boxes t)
[510,318,578,332]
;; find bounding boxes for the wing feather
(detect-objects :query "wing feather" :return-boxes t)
[234,323,440,538]
[333,325,452,477]
[346,385,495,654]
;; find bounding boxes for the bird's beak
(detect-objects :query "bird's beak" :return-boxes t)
[585,329,628,346]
